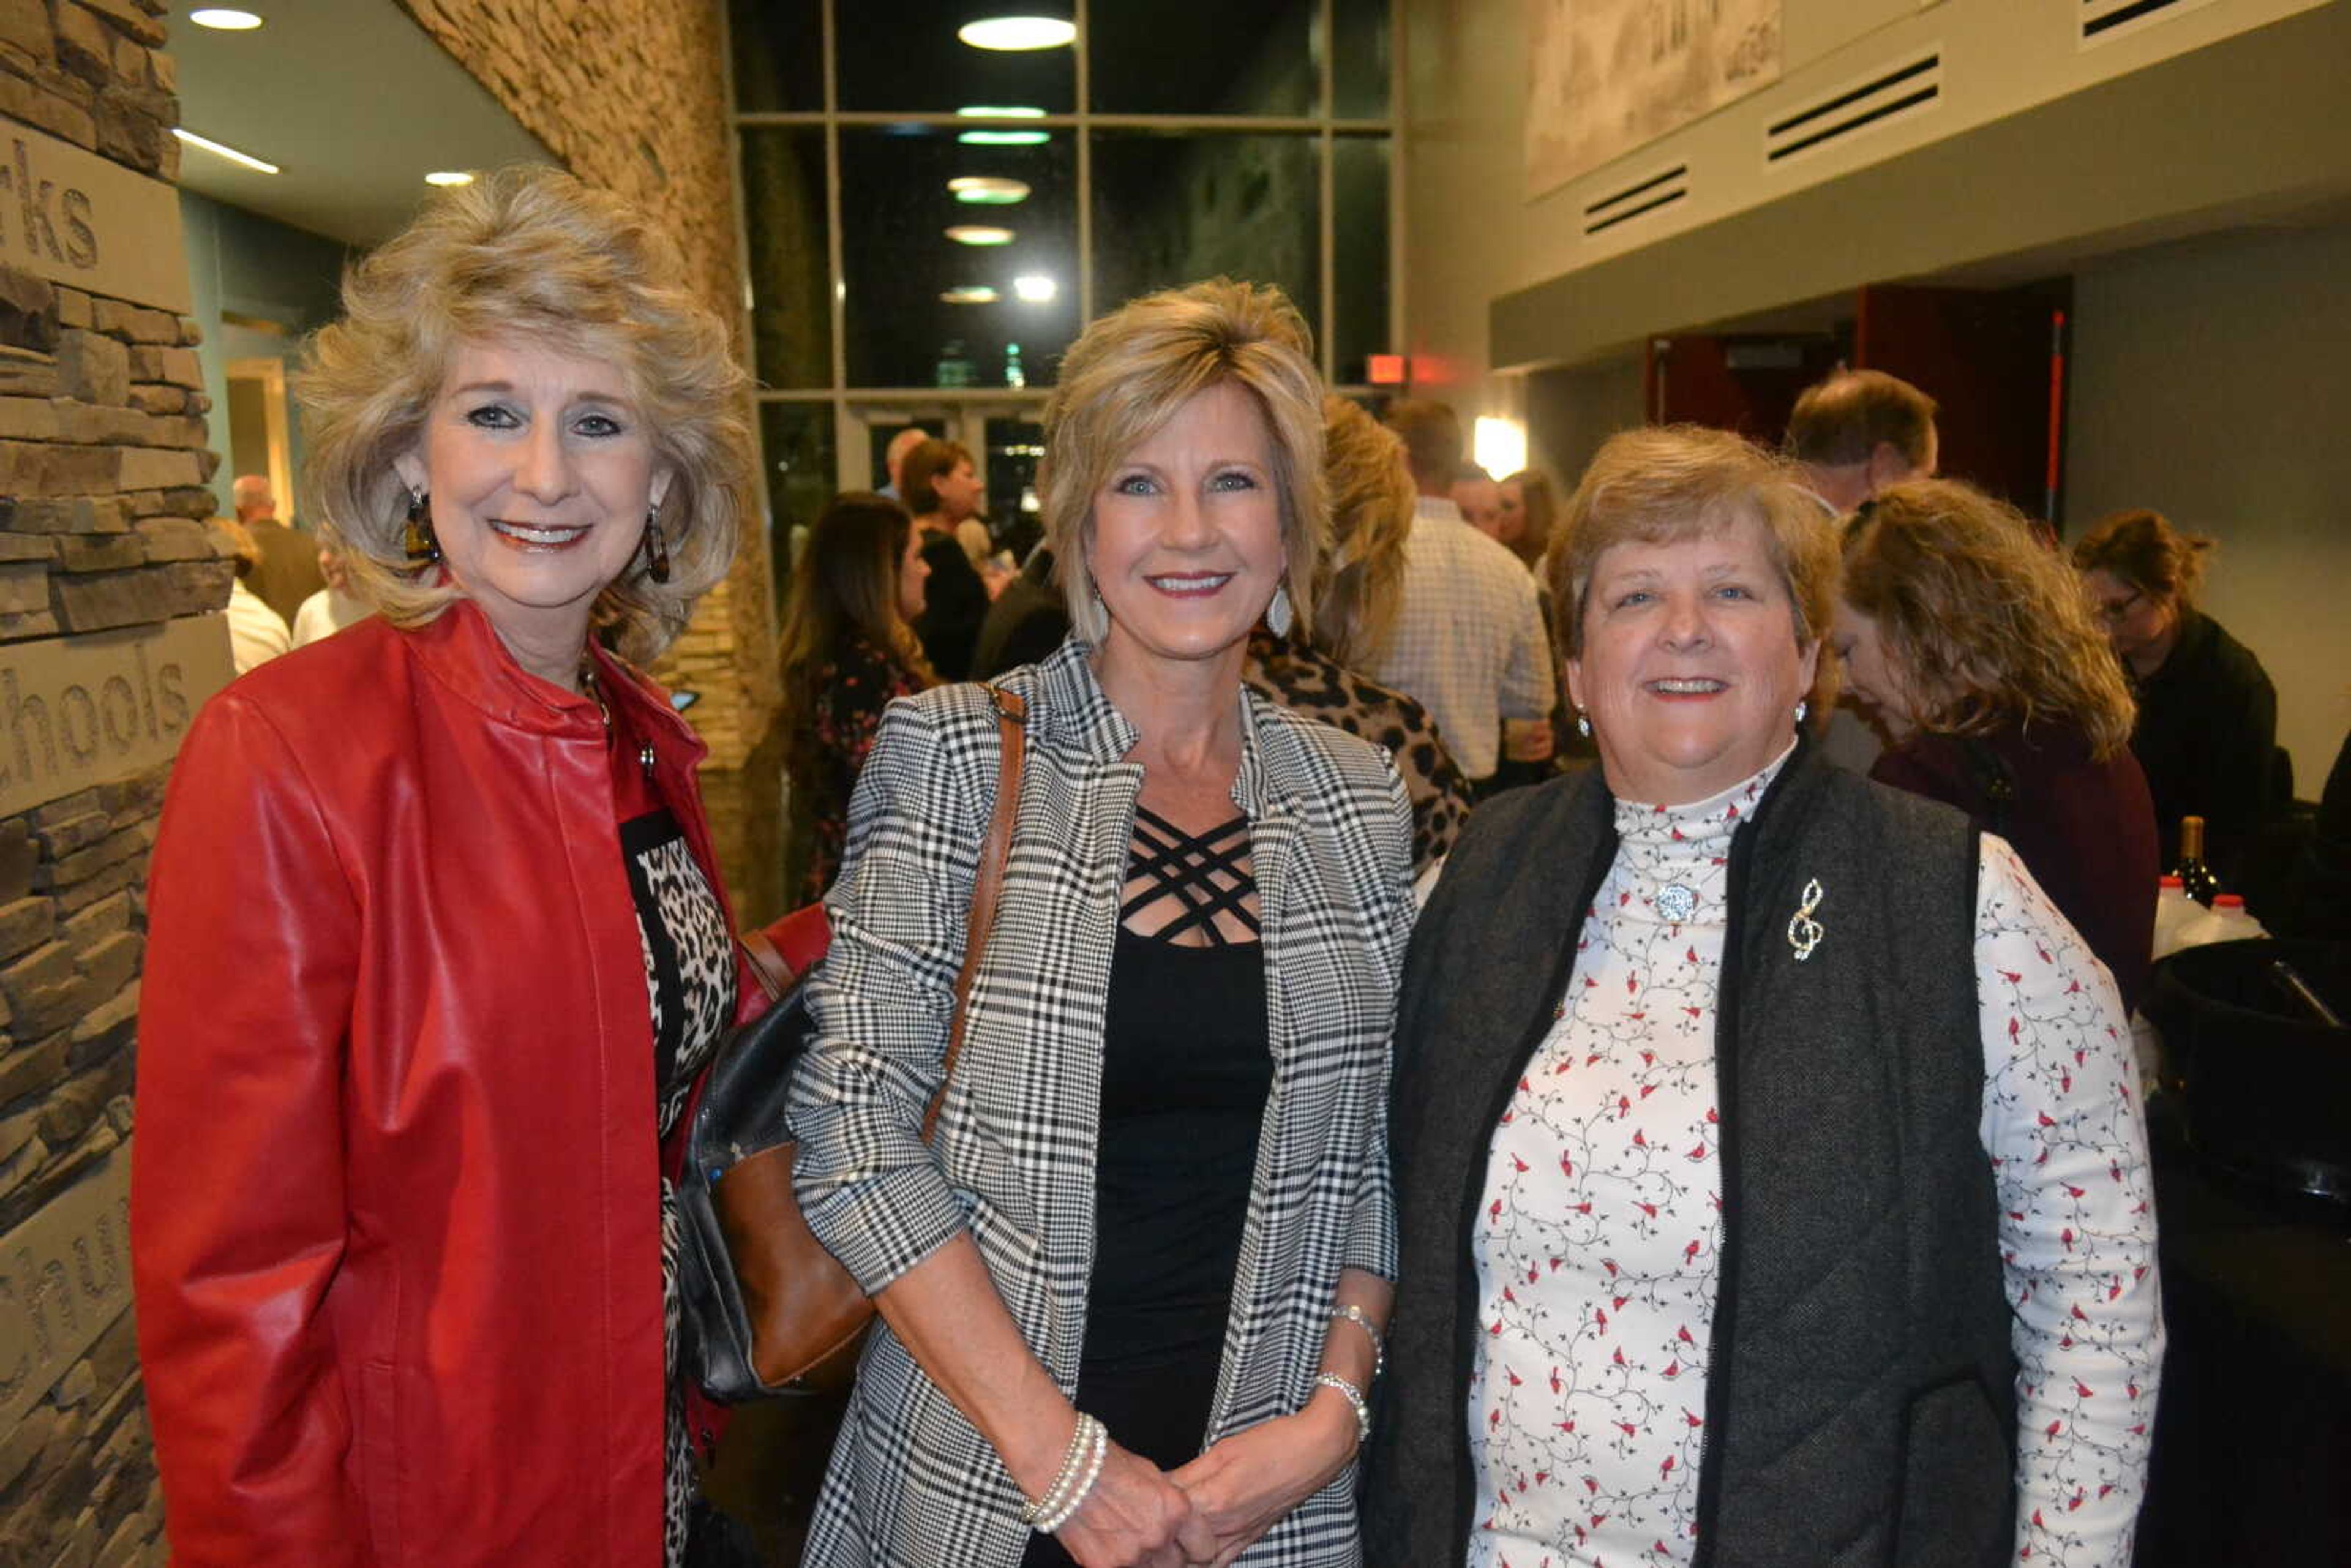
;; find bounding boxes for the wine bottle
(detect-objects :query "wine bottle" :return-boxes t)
[2170,814,2219,907]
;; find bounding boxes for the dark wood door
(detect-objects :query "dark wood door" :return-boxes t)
[1856,280,2074,525]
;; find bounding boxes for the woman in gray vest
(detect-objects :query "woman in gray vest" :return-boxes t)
[1364,427,2163,1568]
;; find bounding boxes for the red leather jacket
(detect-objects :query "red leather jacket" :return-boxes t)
[133,600,740,1567]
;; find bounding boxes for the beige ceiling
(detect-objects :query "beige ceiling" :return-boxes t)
[169,0,551,248]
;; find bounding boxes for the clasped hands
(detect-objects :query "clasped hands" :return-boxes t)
[1054,1391,1360,1568]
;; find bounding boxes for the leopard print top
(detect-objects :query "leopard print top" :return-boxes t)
[1243,629,1471,875]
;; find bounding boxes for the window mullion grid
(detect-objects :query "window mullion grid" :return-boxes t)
[1076,0,1095,325]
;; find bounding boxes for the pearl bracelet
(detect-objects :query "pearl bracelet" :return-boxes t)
[1021,1412,1104,1529]
[1032,1417,1108,1534]
[1313,1371,1371,1449]
[1331,1304,1385,1380]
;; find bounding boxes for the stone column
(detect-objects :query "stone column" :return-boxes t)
[1,1,220,1564]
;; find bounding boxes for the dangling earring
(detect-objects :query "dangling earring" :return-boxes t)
[1794,699,1809,726]
[1576,710,1592,739]
[1265,583,1294,638]
[403,489,440,565]
[642,509,671,584]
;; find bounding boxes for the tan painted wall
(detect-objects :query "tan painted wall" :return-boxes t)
[2068,219,2351,794]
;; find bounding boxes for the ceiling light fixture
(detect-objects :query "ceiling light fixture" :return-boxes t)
[171,128,279,174]
[949,176,1031,206]
[189,8,264,29]
[956,105,1048,119]
[1012,274,1057,303]
[945,225,1016,246]
[957,130,1050,147]
[424,171,476,187]
[941,286,1001,305]
[957,17,1078,51]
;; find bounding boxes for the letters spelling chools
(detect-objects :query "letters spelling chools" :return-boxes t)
[0,630,203,817]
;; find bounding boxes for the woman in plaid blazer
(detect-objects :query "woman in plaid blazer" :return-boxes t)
[790,281,1415,1568]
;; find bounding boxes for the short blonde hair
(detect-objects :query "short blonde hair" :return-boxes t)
[1315,396,1414,668]
[1038,279,1327,646]
[300,165,752,665]
[1847,480,2135,758]
[1550,425,1842,722]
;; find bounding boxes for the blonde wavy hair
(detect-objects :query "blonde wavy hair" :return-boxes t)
[1039,279,1327,646]
[1846,479,2135,757]
[1549,424,1842,724]
[299,165,752,665]
[1314,396,1414,668]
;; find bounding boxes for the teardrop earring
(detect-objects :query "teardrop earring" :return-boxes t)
[1794,699,1809,726]
[402,489,440,565]
[1265,583,1294,638]
[1576,710,1592,739]
[642,509,671,584]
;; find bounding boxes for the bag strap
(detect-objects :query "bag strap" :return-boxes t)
[923,683,1029,1141]
[740,926,795,1007]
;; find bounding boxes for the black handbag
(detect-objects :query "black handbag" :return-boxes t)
[675,685,1027,1401]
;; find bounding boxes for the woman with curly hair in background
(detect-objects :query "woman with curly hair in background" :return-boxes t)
[1840,479,2159,1008]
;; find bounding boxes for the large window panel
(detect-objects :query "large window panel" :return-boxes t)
[1091,131,1320,338]
[837,1,1074,114]
[759,401,838,605]
[839,126,1081,389]
[728,0,823,113]
[1332,0,1393,120]
[740,127,832,390]
[1088,0,1316,117]
[1332,134,1392,385]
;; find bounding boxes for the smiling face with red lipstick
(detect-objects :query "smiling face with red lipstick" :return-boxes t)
[394,337,673,686]
[1086,379,1288,686]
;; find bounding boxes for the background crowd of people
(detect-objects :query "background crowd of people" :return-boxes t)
[126,165,2349,1568]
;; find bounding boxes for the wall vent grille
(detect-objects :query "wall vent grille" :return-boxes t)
[2081,0,2211,44]
[1583,164,1689,235]
[1765,51,1941,163]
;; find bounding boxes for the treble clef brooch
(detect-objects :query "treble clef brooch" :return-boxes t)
[1787,878,1825,962]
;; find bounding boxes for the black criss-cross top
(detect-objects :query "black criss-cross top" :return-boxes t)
[1018,801,1272,1568]
[1119,804,1262,947]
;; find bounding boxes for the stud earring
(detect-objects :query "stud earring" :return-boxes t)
[1576,710,1592,739]
[642,509,671,584]
[1794,699,1809,726]
[402,489,440,565]
[1265,583,1294,638]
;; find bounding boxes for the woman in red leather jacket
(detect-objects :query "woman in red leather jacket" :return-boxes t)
[131,168,753,1568]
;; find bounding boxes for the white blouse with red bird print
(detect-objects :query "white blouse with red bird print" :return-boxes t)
[1466,750,2162,1568]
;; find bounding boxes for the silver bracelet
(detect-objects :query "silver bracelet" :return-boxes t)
[1020,1412,1103,1528]
[1313,1371,1371,1449]
[1033,1417,1108,1534]
[1331,1304,1385,1380]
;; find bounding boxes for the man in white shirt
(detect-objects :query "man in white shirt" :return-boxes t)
[1373,401,1556,791]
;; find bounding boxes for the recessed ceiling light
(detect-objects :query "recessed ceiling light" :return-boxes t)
[1012,274,1057,303]
[941,286,1001,305]
[945,225,1016,247]
[956,105,1048,119]
[424,171,476,187]
[957,130,1050,148]
[958,17,1077,51]
[171,128,279,174]
[949,176,1031,206]
[190,8,264,29]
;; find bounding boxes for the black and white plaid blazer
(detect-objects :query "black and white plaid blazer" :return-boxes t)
[792,637,1415,1567]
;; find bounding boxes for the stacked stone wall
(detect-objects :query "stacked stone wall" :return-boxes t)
[1,1,208,1562]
